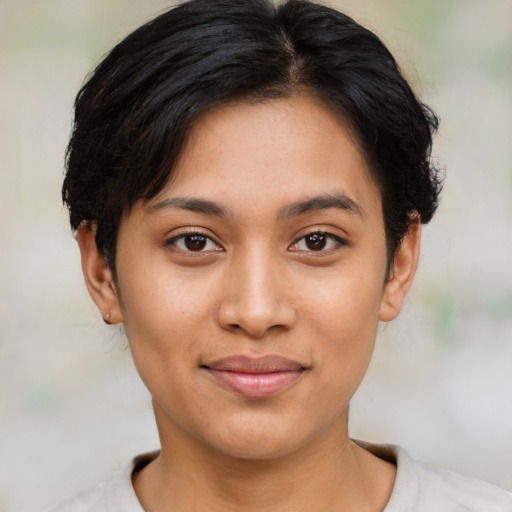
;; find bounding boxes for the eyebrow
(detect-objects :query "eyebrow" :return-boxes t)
[277,193,362,220]
[147,192,362,220]
[147,197,232,218]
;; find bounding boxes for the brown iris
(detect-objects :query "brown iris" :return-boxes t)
[184,234,207,251]
[305,233,327,251]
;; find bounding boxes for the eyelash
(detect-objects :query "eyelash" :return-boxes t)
[166,230,346,254]
[289,231,346,253]
[166,230,223,253]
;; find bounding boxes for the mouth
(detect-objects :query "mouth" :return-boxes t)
[201,355,307,399]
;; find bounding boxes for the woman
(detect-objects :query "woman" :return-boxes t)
[51,0,512,510]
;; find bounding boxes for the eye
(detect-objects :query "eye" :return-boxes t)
[168,232,222,253]
[289,232,345,252]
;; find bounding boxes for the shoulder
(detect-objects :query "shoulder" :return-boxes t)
[403,457,512,512]
[360,442,512,512]
[47,480,110,512]
[46,452,158,512]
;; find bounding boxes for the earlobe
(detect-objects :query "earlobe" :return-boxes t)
[379,217,421,322]
[76,224,123,324]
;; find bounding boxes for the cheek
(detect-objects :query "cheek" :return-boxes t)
[116,257,222,377]
[116,267,215,412]
[300,262,385,332]
[299,266,384,384]
[119,258,215,329]
[312,296,380,375]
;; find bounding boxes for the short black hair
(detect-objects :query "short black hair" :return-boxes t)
[63,0,442,274]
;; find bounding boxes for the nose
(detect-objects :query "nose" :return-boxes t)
[217,249,296,338]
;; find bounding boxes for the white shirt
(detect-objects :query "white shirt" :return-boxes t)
[48,444,512,511]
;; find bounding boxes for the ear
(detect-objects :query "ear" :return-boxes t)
[76,224,123,324]
[379,216,421,322]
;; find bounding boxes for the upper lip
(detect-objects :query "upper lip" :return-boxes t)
[203,355,304,373]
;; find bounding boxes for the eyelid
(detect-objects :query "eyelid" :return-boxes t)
[288,230,347,252]
[165,228,224,252]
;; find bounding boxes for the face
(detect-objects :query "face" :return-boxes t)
[80,96,418,460]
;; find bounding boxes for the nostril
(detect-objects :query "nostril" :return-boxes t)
[216,276,296,337]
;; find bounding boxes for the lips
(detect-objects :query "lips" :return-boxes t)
[202,355,306,398]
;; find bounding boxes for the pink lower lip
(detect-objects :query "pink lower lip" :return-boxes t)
[205,369,304,398]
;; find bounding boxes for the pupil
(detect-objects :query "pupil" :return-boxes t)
[306,233,326,250]
[185,235,207,251]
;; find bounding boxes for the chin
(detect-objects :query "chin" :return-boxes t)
[198,413,318,461]
[211,435,304,461]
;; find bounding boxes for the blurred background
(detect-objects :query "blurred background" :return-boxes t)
[0,0,511,510]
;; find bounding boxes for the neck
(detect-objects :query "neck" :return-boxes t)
[133,407,395,512]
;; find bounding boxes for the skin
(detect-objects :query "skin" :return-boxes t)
[78,95,421,511]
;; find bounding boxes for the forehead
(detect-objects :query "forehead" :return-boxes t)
[145,95,381,222]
